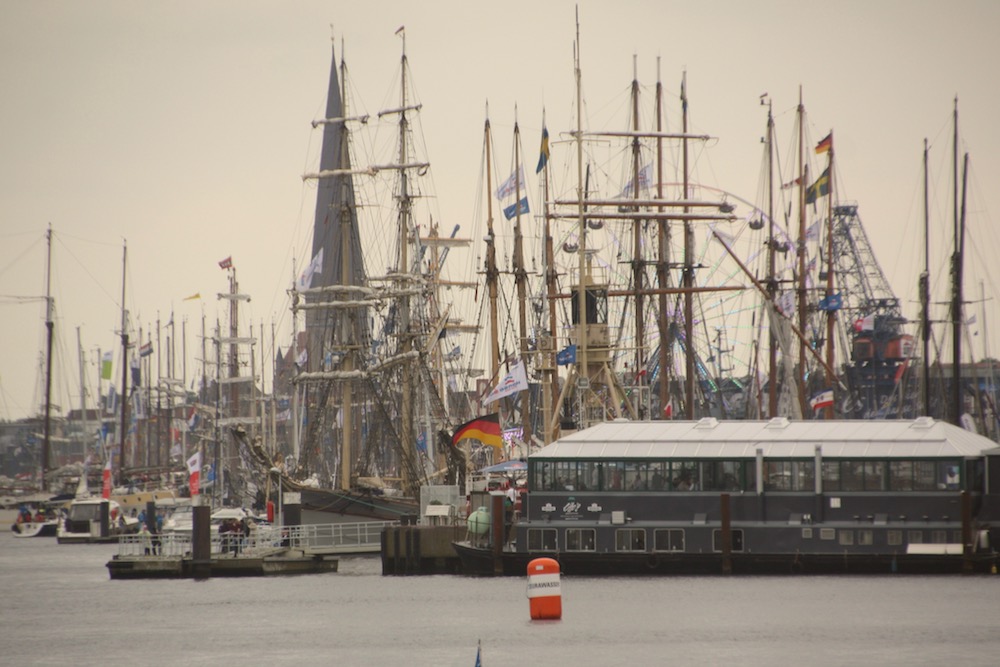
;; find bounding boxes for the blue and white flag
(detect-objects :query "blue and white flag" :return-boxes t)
[496,166,525,200]
[818,293,843,311]
[503,196,530,220]
[483,359,529,405]
[556,344,577,366]
[619,163,652,197]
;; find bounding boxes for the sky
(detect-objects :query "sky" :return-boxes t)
[1,0,999,422]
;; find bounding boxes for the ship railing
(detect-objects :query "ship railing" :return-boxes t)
[115,521,397,558]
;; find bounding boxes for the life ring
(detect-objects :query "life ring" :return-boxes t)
[646,553,660,570]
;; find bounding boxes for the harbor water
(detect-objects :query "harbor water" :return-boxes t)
[2,528,999,666]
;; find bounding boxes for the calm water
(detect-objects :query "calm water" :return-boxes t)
[2,529,999,666]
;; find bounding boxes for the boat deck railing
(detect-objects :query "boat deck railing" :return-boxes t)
[115,520,398,559]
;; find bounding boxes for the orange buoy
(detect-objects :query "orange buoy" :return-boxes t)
[526,557,562,620]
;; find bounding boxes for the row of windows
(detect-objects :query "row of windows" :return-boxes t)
[526,527,963,553]
[530,459,972,494]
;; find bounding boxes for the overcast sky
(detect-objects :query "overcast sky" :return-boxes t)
[2,0,998,421]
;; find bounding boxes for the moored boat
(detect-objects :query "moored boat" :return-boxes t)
[453,417,1000,575]
[57,497,139,544]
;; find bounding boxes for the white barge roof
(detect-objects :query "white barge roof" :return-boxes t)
[532,417,997,459]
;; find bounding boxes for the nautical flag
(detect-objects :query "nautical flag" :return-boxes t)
[183,292,201,301]
[298,248,324,291]
[535,125,550,174]
[663,398,674,419]
[810,389,834,411]
[503,196,530,220]
[781,176,802,189]
[416,431,427,453]
[853,314,875,332]
[445,345,462,361]
[496,166,525,200]
[187,406,200,431]
[139,341,153,357]
[556,344,577,366]
[276,409,291,422]
[218,256,233,270]
[619,164,652,197]
[815,132,832,154]
[101,457,112,500]
[187,450,202,496]
[452,413,503,448]
[106,384,117,414]
[818,293,843,311]
[483,358,529,405]
[474,643,482,667]
[805,167,830,204]
[295,347,308,367]
[101,351,113,380]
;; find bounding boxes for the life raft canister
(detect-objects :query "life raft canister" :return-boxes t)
[526,557,562,620]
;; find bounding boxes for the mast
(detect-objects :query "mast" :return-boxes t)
[512,118,532,444]
[541,112,560,443]
[655,58,671,420]
[823,130,836,419]
[337,50,355,490]
[484,112,501,383]
[951,150,968,425]
[681,72,695,418]
[795,89,809,415]
[919,138,931,416]
[574,9,589,426]
[765,100,778,417]
[117,239,129,488]
[42,225,54,491]
[629,55,645,415]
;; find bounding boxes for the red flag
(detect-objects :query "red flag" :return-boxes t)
[101,458,112,499]
[187,451,202,496]
[815,132,832,154]
[218,256,233,270]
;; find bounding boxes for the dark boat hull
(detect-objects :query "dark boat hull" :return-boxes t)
[452,541,999,576]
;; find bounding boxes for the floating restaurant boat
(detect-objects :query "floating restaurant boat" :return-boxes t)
[453,417,1000,575]
[56,497,139,544]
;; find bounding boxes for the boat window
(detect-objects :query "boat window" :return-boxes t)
[819,528,836,540]
[907,530,923,544]
[69,504,102,521]
[565,528,596,552]
[527,528,557,551]
[821,461,841,492]
[532,461,554,492]
[765,461,792,491]
[887,530,903,546]
[605,462,625,491]
[671,462,697,491]
[554,461,579,491]
[840,462,863,491]
[648,462,669,491]
[858,530,874,546]
[578,461,600,491]
[937,462,960,490]
[890,461,915,491]
[615,528,646,552]
[839,530,854,546]
[702,461,745,492]
[793,461,815,491]
[913,461,936,491]
[864,461,886,491]
[625,462,647,491]
[653,529,685,552]
[712,529,744,552]
[931,530,948,544]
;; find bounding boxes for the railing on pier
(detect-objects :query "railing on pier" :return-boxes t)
[115,520,398,559]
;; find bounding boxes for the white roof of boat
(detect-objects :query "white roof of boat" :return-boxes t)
[531,417,997,459]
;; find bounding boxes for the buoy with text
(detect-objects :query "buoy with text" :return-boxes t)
[526,557,562,620]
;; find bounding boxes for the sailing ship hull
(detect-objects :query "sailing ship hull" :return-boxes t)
[298,487,418,523]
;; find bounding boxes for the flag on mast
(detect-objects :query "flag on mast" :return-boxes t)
[815,132,833,154]
[101,457,112,499]
[452,413,503,448]
[535,125,550,173]
[101,351,113,380]
[218,256,233,270]
[482,358,529,405]
[187,451,202,496]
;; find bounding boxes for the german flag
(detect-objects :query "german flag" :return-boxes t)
[452,413,503,448]
[815,132,832,155]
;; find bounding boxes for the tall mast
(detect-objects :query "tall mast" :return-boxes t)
[540,111,559,443]
[919,138,931,416]
[42,225,54,491]
[573,10,589,424]
[655,58,671,420]
[337,49,355,491]
[951,151,968,425]
[117,240,129,487]
[512,118,532,444]
[822,130,836,419]
[681,72,695,418]
[629,55,646,415]
[484,112,501,382]
[765,100,778,417]
[795,89,809,415]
